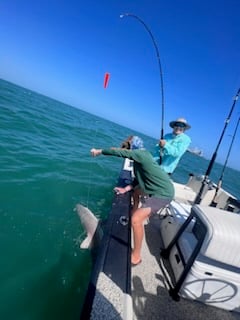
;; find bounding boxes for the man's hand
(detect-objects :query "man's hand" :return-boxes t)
[114,187,127,194]
[114,185,132,194]
[159,139,166,147]
[90,148,102,157]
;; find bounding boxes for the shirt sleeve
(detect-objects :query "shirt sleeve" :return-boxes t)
[163,134,191,158]
[102,148,144,162]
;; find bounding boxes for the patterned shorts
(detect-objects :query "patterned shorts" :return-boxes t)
[140,195,171,214]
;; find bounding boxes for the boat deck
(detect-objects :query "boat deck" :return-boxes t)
[132,214,240,320]
[80,161,240,319]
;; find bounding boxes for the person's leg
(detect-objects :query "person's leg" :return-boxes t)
[131,206,151,264]
[131,196,171,264]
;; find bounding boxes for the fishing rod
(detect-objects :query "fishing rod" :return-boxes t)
[210,116,240,207]
[120,13,165,162]
[194,88,240,204]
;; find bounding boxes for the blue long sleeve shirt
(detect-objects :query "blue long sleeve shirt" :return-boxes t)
[153,132,191,174]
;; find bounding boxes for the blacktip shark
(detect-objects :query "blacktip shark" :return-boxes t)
[76,204,103,250]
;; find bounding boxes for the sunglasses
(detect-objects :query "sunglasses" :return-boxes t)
[174,122,186,128]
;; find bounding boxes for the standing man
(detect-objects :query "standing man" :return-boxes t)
[90,146,174,266]
[154,117,191,174]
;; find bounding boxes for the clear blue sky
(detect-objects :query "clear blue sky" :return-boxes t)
[1,0,240,169]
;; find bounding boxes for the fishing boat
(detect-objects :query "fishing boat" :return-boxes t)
[79,13,240,320]
[79,155,240,319]
[187,147,203,157]
[79,94,240,319]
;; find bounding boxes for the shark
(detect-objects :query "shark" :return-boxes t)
[75,204,103,250]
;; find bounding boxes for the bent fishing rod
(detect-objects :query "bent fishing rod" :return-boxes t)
[210,116,240,206]
[120,13,165,162]
[195,88,240,204]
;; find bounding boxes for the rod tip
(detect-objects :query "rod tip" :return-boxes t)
[120,13,130,18]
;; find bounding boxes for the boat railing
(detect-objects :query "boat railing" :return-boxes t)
[80,159,133,319]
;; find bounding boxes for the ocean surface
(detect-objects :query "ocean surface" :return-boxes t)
[1,78,240,320]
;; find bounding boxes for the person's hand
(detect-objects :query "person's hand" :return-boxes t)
[90,148,102,157]
[159,139,166,147]
[114,187,126,194]
[114,185,132,194]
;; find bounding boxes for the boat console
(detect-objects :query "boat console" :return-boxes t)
[160,203,240,312]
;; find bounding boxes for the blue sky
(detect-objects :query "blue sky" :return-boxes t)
[1,0,240,170]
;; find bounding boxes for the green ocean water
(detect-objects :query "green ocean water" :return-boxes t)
[1,78,239,319]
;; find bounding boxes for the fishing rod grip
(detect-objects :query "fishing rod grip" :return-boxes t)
[159,127,164,165]
[195,152,217,204]
[160,128,164,140]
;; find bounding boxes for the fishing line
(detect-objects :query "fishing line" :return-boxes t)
[86,121,99,208]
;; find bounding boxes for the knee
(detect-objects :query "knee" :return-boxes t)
[131,213,142,226]
[132,207,151,226]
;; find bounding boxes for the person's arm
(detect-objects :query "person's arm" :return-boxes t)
[162,135,191,158]
[91,148,136,194]
[91,147,144,162]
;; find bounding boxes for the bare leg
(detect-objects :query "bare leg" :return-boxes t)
[131,206,151,264]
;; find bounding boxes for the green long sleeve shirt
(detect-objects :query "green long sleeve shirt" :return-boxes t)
[102,148,174,199]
